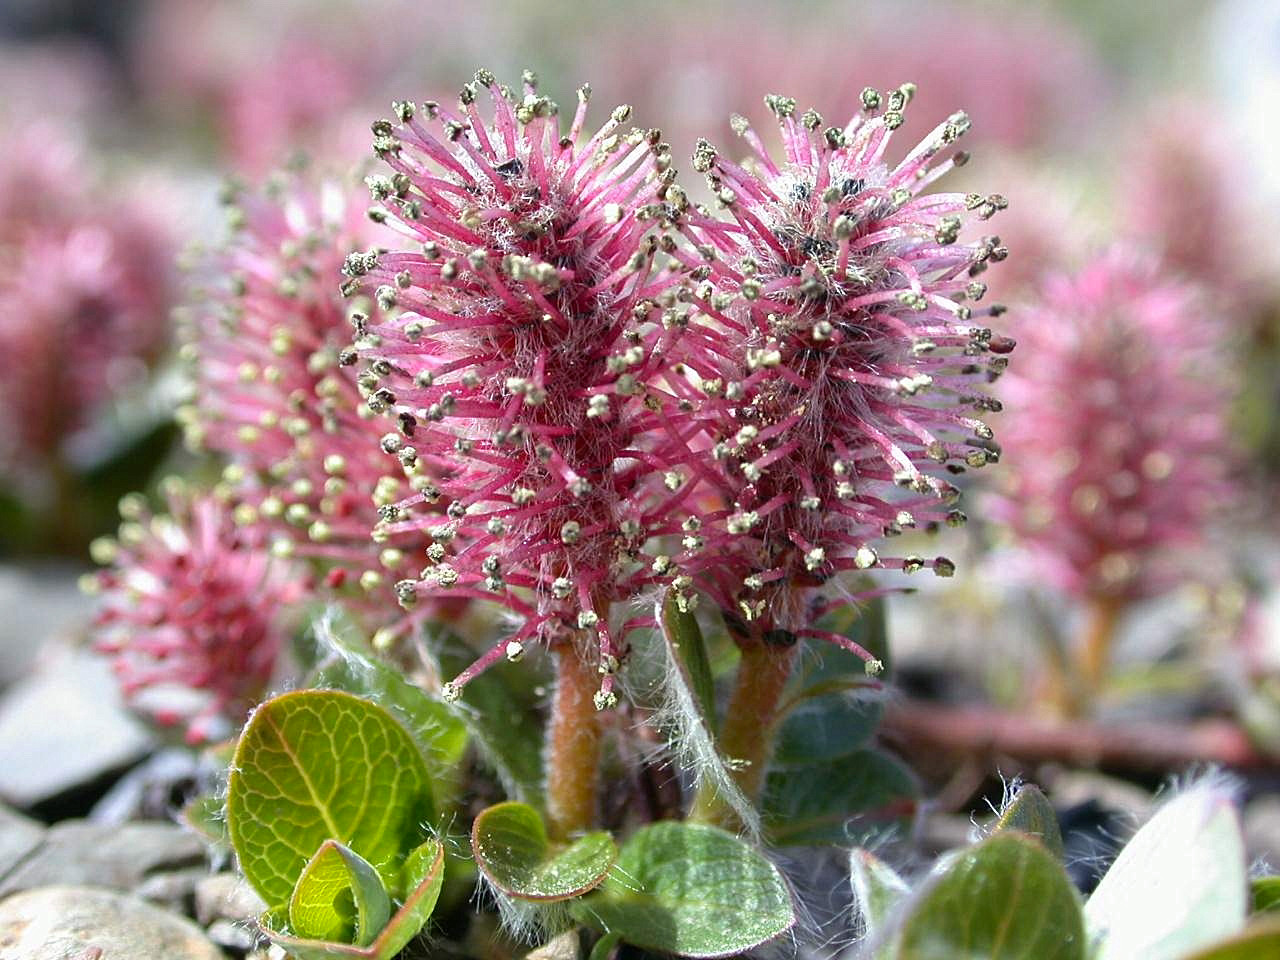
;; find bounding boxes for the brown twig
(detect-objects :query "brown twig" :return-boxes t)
[883,698,1276,773]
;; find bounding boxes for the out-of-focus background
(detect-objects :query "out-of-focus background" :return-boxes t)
[1,0,1280,916]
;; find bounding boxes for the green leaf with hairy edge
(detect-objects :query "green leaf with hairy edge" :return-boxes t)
[181,792,230,850]
[1085,783,1246,960]
[261,838,445,960]
[471,802,616,902]
[1177,919,1280,959]
[659,589,717,730]
[850,848,909,941]
[432,627,546,807]
[993,783,1064,860]
[898,833,1086,960]
[762,748,918,847]
[227,690,434,908]
[1253,877,1280,914]
[572,821,794,958]
[290,841,392,946]
[307,616,469,782]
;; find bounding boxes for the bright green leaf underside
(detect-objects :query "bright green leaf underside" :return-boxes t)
[898,832,1086,960]
[471,801,615,901]
[261,837,445,960]
[573,821,794,958]
[290,841,391,946]
[227,690,434,907]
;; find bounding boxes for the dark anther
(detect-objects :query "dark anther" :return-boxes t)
[494,157,524,179]
[763,628,798,647]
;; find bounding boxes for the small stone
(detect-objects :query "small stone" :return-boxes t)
[526,928,580,960]
[194,872,267,927]
[0,645,152,809]
[0,566,94,688]
[207,917,259,951]
[0,804,43,879]
[134,868,207,913]
[0,885,224,959]
[0,821,205,897]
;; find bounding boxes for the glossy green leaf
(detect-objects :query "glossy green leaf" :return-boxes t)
[659,589,717,729]
[993,784,1064,860]
[763,748,917,846]
[227,690,434,907]
[308,617,469,779]
[1085,783,1246,960]
[471,802,615,902]
[898,833,1086,960]
[1177,920,1280,959]
[1253,877,1280,914]
[290,841,392,946]
[850,848,909,940]
[262,837,445,960]
[572,821,794,958]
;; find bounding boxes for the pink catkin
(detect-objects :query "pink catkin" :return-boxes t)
[348,73,697,707]
[0,123,172,474]
[90,489,306,744]
[670,88,1012,642]
[179,172,441,631]
[995,248,1234,604]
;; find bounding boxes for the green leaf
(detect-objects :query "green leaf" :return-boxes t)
[659,589,717,729]
[775,596,889,761]
[227,690,434,907]
[1177,920,1280,959]
[431,627,546,806]
[898,833,1086,960]
[850,848,909,940]
[789,595,890,694]
[1253,877,1280,914]
[290,841,392,947]
[647,595,758,835]
[470,802,616,902]
[586,931,620,960]
[773,694,884,766]
[181,791,230,851]
[992,783,1064,860]
[262,837,445,960]
[762,748,917,846]
[572,821,794,958]
[1084,783,1247,960]
[308,616,469,783]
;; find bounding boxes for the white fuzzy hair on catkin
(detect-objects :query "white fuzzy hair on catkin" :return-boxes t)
[619,597,761,838]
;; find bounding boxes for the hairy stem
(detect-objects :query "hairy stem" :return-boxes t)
[691,637,797,827]
[545,642,603,840]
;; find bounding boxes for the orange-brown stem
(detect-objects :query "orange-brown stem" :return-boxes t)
[1072,595,1123,716]
[691,638,797,827]
[545,643,603,841]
